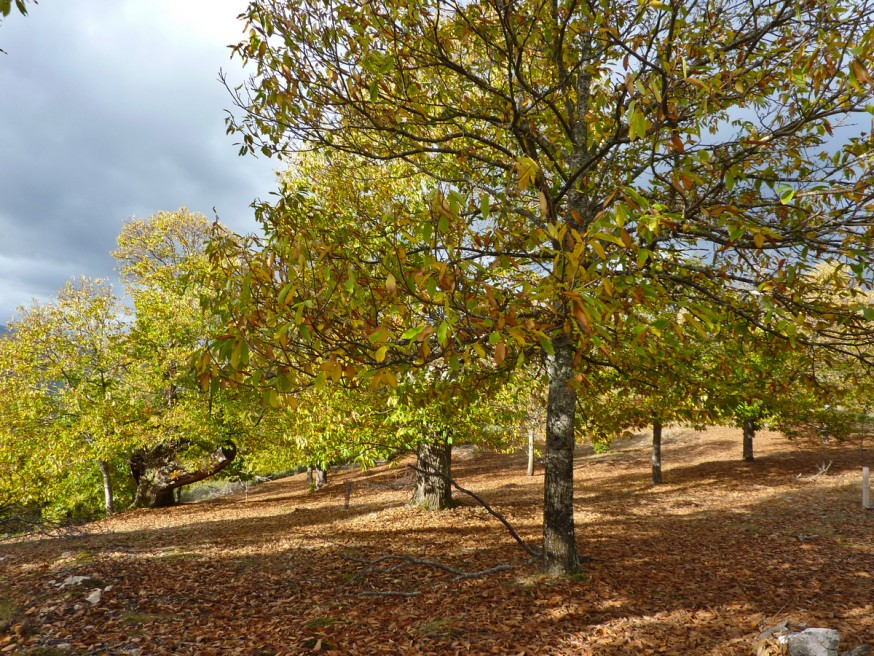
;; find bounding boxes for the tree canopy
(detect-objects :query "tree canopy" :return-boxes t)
[213,0,874,574]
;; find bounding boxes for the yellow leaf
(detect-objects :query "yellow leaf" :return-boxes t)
[684,77,709,92]
[374,345,388,363]
[753,232,765,248]
[515,157,539,190]
[385,273,397,294]
[369,370,383,390]
[538,191,549,217]
[591,241,607,260]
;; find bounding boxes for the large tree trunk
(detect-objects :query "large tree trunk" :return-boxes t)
[542,335,580,576]
[98,460,114,516]
[743,418,756,462]
[527,427,536,476]
[410,439,452,510]
[314,465,328,489]
[131,442,237,508]
[651,419,663,485]
[306,464,328,490]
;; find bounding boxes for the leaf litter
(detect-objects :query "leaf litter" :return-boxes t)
[1,427,872,655]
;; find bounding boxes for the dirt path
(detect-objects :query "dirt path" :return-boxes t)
[2,427,872,655]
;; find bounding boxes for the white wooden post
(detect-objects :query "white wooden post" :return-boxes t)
[863,467,871,510]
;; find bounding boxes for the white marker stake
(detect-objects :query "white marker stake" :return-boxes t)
[864,467,871,510]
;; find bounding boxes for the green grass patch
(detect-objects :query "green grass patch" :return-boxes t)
[303,616,342,629]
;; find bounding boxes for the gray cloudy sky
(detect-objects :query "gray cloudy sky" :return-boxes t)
[0,1,276,323]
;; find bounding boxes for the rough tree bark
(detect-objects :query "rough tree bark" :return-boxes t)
[307,465,328,490]
[743,419,756,462]
[98,459,114,516]
[314,465,328,489]
[651,419,663,485]
[542,335,580,575]
[410,439,452,510]
[130,442,237,508]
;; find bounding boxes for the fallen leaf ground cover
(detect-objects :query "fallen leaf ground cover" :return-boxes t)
[1,427,872,655]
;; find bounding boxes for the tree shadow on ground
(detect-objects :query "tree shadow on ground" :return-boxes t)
[2,431,872,655]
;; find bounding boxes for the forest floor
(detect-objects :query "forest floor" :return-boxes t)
[1,427,873,655]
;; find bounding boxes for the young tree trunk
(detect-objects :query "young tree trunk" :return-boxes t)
[98,459,114,516]
[542,335,580,576]
[306,466,314,490]
[743,419,756,462]
[410,439,452,510]
[651,419,663,485]
[527,427,536,476]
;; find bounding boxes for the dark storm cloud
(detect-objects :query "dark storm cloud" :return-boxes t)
[0,0,276,322]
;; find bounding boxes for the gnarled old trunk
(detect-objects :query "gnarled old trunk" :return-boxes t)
[543,334,580,575]
[410,439,452,510]
[130,442,237,508]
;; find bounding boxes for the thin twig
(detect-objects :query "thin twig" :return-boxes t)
[408,464,541,558]
[796,460,833,481]
[352,590,421,597]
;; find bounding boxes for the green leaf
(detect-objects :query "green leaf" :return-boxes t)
[314,371,327,389]
[401,326,426,340]
[627,101,650,140]
[480,194,491,220]
[368,327,389,344]
[436,320,450,345]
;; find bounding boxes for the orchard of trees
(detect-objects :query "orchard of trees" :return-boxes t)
[3,0,874,580]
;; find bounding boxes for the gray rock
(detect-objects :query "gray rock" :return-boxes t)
[778,628,841,656]
[58,575,90,588]
[85,589,102,605]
